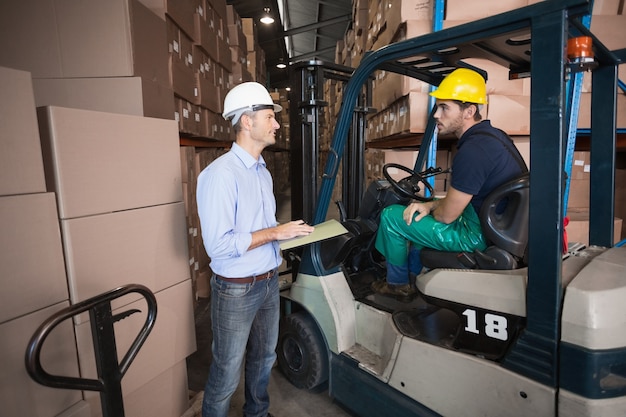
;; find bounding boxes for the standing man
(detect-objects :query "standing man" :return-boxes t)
[197,82,314,417]
[372,68,528,300]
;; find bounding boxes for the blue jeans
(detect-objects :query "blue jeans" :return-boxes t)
[202,273,280,417]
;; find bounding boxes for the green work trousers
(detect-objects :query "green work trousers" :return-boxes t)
[374,203,487,267]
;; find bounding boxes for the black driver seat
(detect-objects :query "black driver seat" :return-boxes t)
[420,173,530,270]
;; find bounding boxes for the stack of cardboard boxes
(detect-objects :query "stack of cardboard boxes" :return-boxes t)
[228,6,252,85]
[242,18,268,85]
[0,0,270,143]
[38,104,196,417]
[180,146,227,299]
[0,65,84,417]
[1,0,175,121]
[0,0,294,299]
[144,0,234,140]
[566,151,624,245]
[1,64,196,416]
[270,89,291,150]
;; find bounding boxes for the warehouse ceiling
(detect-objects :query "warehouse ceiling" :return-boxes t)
[227,0,352,89]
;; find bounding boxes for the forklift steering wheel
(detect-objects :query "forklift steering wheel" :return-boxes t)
[383,163,435,202]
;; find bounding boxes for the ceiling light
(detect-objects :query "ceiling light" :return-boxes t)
[276,62,287,69]
[260,7,274,24]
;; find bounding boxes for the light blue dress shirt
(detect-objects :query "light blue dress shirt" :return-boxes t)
[196,143,281,278]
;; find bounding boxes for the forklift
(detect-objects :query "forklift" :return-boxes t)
[277,0,626,416]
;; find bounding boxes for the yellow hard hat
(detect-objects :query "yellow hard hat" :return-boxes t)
[429,68,488,104]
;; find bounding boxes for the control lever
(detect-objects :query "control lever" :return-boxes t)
[335,200,347,222]
[456,252,478,268]
[473,249,498,267]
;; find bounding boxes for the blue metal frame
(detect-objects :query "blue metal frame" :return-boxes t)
[424,0,446,193]
[563,13,591,212]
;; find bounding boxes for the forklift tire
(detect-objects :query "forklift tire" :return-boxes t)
[277,311,329,390]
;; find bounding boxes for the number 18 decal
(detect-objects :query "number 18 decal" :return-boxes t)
[462,309,508,341]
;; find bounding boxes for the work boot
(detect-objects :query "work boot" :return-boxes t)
[371,280,416,302]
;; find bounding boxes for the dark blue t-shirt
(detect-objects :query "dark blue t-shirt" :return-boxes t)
[450,120,527,214]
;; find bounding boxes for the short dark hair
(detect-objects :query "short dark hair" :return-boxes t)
[456,101,483,121]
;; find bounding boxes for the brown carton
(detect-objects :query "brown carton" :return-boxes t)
[33,77,175,120]
[0,0,170,85]
[486,95,531,135]
[61,202,190,313]
[0,193,68,324]
[0,66,46,196]
[0,302,81,416]
[566,209,623,246]
[37,106,182,219]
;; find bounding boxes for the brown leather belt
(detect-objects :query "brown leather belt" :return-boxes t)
[215,269,276,284]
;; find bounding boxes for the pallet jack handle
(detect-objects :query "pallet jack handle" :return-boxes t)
[25,284,157,417]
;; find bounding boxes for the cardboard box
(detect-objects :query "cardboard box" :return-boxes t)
[486,95,531,135]
[97,360,189,417]
[372,21,432,108]
[194,4,219,61]
[445,0,528,21]
[566,209,623,246]
[203,108,222,139]
[57,401,92,417]
[179,100,203,136]
[61,202,190,310]
[138,0,196,40]
[242,17,259,52]
[396,92,432,135]
[226,11,247,51]
[373,70,430,111]
[216,19,233,72]
[569,151,591,180]
[457,57,530,96]
[383,149,450,185]
[33,77,175,120]
[0,66,46,196]
[383,150,419,182]
[37,106,182,219]
[0,0,170,85]
[194,74,221,113]
[0,302,81,417]
[577,92,626,129]
[568,178,590,209]
[170,21,198,103]
[590,15,626,51]
[381,0,432,42]
[193,46,218,83]
[76,280,195,405]
[0,193,68,324]
[195,266,212,298]
[528,0,622,15]
[512,136,531,168]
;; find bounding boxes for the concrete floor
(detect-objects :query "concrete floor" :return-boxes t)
[185,189,353,417]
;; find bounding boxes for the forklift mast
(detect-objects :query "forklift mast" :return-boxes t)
[293,0,624,388]
[288,60,374,223]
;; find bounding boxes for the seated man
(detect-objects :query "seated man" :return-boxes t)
[372,68,528,300]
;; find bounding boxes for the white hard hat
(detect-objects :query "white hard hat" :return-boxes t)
[222,82,282,125]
